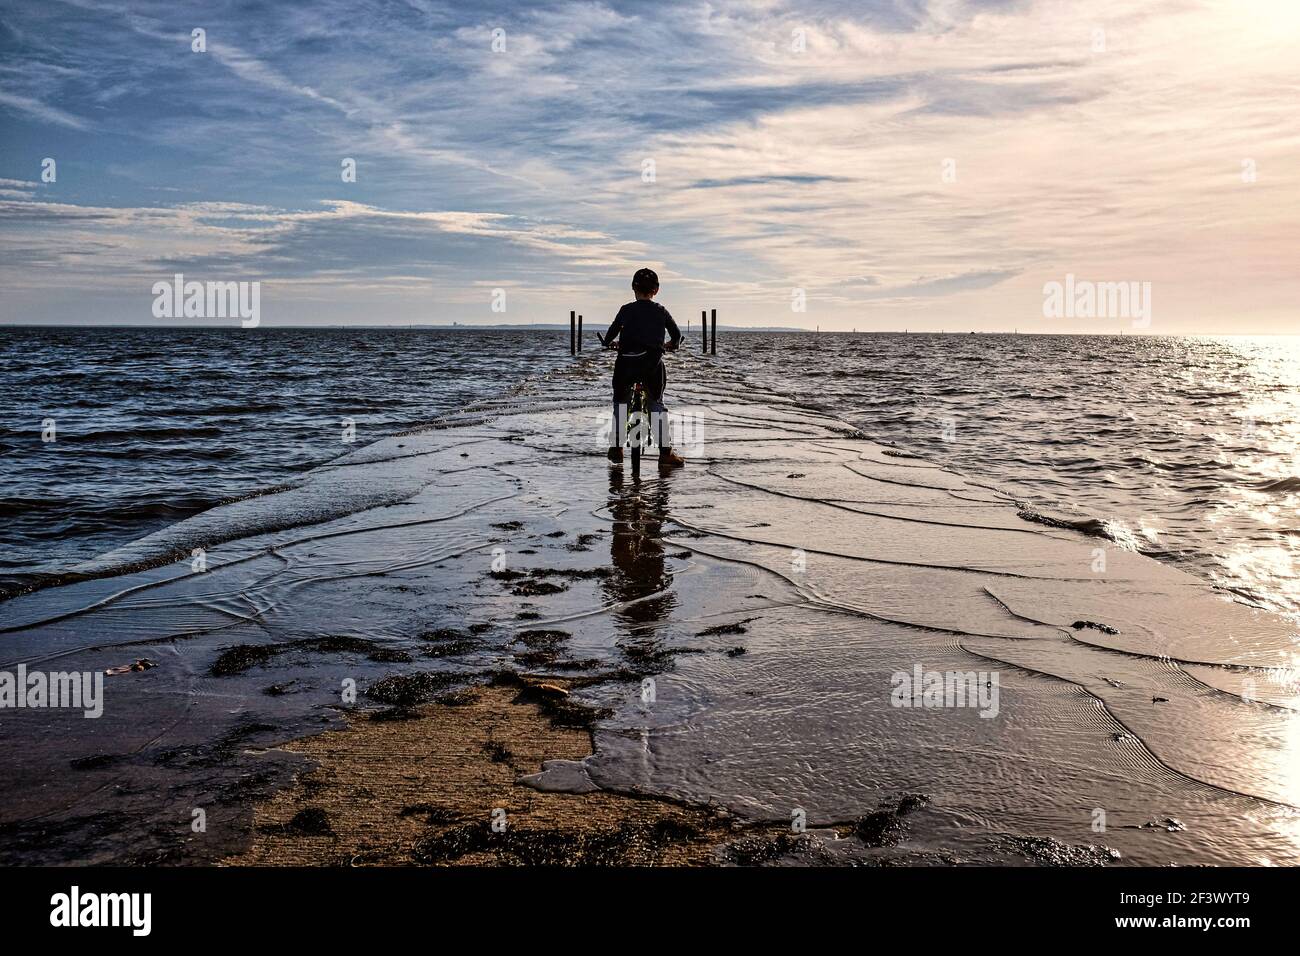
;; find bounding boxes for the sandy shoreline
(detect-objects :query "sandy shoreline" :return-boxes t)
[226,675,813,866]
[2,349,1298,866]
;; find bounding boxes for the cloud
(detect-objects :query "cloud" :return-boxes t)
[859,269,1021,300]
[2,0,1299,330]
[0,90,90,129]
[0,198,645,286]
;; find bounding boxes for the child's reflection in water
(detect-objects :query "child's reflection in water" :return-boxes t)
[603,470,678,635]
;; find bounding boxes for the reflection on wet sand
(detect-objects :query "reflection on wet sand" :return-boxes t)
[4,348,1300,866]
[604,469,677,636]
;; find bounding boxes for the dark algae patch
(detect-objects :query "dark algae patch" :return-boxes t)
[514,629,571,647]
[854,794,930,848]
[211,635,418,676]
[696,617,758,637]
[69,753,123,771]
[1071,620,1120,635]
[412,819,703,866]
[482,741,513,764]
[210,644,278,676]
[365,672,462,706]
[264,807,334,837]
[435,689,480,707]
[726,831,829,866]
[511,580,567,596]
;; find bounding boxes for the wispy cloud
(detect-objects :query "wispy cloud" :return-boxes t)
[0,89,89,129]
[1,0,1298,330]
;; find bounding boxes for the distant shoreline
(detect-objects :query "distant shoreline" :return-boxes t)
[2,324,1296,337]
[0,322,808,332]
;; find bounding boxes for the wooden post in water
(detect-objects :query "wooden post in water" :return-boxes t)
[570,310,576,355]
[710,309,717,355]
[701,310,708,353]
[577,315,583,352]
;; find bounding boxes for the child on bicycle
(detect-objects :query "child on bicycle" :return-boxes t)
[600,267,685,468]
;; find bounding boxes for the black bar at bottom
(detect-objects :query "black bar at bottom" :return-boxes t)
[1,865,1280,941]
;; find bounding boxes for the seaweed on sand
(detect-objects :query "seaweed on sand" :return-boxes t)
[482,741,513,764]
[565,533,603,552]
[367,706,423,722]
[514,629,571,647]
[529,567,612,581]
[419,627,483,655]
[210,635,415,676]
[411,818,701,866]
[69,753,122,771]
[397,804,461,826]
[1071,620,1120,635]
[726,831,826,866]
[511,580,567,596]
[210,644,279,676]
[854,794,930,848]
[435,689,480,707]
[513,649,558,668]
[488,671,613,730]
[263,807,334,837]
[618,641,705,678]
[695,617,758,637]
[995,834,1120,866]
[365,671,462,707]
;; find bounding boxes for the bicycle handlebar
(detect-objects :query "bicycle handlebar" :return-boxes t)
[596,332,679,352]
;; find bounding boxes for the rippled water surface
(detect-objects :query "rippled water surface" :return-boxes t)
[3,328,1299,617]
[0,326,567,591]
[3,327,1299,866]
[744,332,1300,618]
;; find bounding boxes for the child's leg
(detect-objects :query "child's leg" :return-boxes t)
[610,361,631,448]
[648,359,671,449]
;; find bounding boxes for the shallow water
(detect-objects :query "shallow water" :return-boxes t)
[0,326,569,594]
[4,329,1298,623]
[742,332,1300,618]
[2,350,1297,865]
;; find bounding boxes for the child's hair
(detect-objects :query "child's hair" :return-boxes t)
[632,267,659,294]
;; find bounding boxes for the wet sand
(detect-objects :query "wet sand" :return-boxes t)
[226,677,800,866]
[2,348,1298,865]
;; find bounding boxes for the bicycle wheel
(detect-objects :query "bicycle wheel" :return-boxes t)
[629,384,645,478]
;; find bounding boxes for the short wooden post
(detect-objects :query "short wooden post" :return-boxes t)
[701,310,707,353]
[578,314,583,352]
[570,310,576,354]
[711,309,717,355]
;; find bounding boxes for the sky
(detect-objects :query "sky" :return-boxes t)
[1,0,1298,333]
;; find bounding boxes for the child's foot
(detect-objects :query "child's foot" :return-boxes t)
[658,448,686,468]
[607,447,624,464]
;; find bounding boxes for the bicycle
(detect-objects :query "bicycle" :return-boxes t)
[598,333,675,478]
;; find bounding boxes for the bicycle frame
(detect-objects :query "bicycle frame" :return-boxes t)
[625,382,652,477]
[600,332,675,478]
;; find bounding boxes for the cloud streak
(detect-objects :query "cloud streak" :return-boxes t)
[1,0,1298,331]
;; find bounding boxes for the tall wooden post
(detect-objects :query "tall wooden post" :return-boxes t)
[702,310,707,353]
[570,310,576,355]
[577,315,583,352]
[711,309,717,355]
